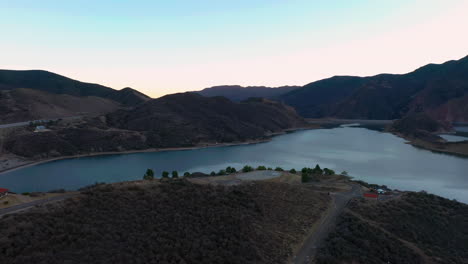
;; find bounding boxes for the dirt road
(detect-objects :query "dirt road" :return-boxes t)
[292,184,362,264]
[0,193,79,217]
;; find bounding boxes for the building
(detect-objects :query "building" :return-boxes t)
[377,188,386,194]
[34,125,47,132]
[0,188,8,198]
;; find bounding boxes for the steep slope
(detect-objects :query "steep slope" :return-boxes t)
[0,88,119,124]
[196,85,299,102]
[280,55,468,121]
[107,93,306,146]
[0,70,150,106]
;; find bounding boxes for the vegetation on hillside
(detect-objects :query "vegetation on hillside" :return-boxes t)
[0,180,328,264]
[317,192,468,264]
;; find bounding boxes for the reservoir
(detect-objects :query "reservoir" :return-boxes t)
[1,126,467,203]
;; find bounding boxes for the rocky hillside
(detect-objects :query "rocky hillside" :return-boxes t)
[280,55,468,122]
[196,85,299,102]
[0,88,119,124]
[0,180,328,264]
[0,70,150,106]
[107,93,307,145]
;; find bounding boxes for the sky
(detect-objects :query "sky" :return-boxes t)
[1,0,468,98]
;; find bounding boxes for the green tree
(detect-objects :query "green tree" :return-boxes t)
[162,171,170,178]
[226,166,233,174]
[323,168,335,175]
[242,165,253,173]
[210,171,216,176]
[183,172,191,177]
[267,167,273,170]
[218,169,226,175]
[289,168,297,174]
[143,169,154,180]
[256,165,266,170]
[172,171,179,178]
[274,167,284,171]
[341,171,349,176]
[312,164,323,175]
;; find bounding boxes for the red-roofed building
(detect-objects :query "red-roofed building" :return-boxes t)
[0,188,9,198]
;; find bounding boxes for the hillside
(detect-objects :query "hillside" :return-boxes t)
[107,93,307,146]
[196,85,299,102]
[280,55,468,122]
[0,88,119,124]
[2,93,307,159]
[0,70,150,106]
[317,192,468,264]
[0,180,328,264]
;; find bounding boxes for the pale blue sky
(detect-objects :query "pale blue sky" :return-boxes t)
[1,0,467,97]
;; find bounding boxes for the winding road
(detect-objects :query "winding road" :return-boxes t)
[293,184,362,264]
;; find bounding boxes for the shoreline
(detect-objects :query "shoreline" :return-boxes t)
[0,126,315,175]
[391,132,468,158]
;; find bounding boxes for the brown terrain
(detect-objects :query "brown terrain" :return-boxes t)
[0,88,119,124]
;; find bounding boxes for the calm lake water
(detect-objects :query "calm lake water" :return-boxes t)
[1,126,468,203]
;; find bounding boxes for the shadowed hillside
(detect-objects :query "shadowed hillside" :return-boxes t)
[280,55,468,122]
[107,93,307,145]
[0,180,328,264]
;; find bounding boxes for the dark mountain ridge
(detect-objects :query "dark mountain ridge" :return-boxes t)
[280,55,468,122]
[196,85,299,102]
[0,70,150,106]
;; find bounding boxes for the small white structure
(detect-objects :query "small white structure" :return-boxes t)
[34,125,47,132]
[377,188,385,194]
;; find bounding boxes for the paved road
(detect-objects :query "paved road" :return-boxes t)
[0,116,81,129]
[293,184,362,264]
[0,193,79,217]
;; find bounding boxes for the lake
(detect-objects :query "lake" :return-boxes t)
[1,126,468,203]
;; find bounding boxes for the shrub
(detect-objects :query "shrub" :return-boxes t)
[267,167,273,170]
[289,169,297,174]
[210,171,216,176]
[171,171,179,178]
[22,192,30,196]
[256,166,266,170]
[218,169,226,175]
[183,172,191,177]
[143,169,155,180]
[301,172,310,183]
[274,167,284,171]
[161,171,169,178]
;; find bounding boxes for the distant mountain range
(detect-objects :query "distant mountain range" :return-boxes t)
[196,85,299,102]
[0,70,150,123]
[195,56,468,123]
[280,55,468,122]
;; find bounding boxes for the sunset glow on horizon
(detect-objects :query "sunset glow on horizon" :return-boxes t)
[2,0,468,98]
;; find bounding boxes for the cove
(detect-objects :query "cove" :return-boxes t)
[1,127,467,203]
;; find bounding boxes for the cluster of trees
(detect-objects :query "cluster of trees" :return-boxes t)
[143,164,338,183]
[300,165,336,183]
[143,169,183,180]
